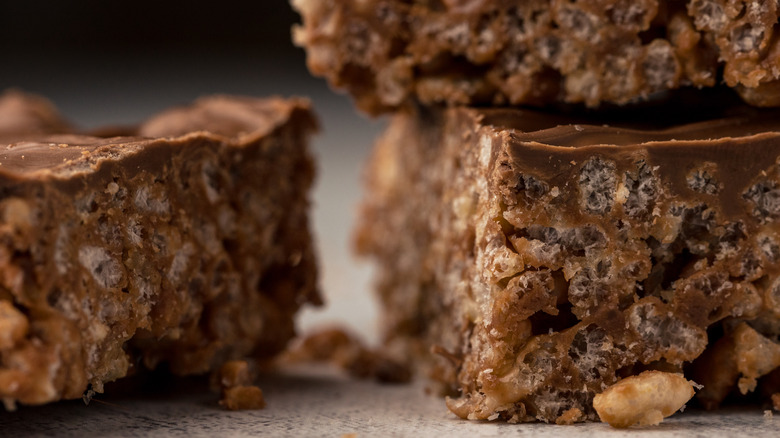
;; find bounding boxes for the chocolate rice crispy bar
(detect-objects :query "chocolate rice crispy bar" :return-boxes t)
[356,102,780,422]
[293,0,780,114]
[0,91,320,407]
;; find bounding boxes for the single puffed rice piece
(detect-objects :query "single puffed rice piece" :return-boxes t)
[593,370,696,428]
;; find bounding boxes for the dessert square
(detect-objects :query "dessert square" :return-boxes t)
[356,104,780,422]
[0,92,320,406]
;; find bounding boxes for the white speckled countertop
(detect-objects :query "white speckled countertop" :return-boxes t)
[1,364,776,437]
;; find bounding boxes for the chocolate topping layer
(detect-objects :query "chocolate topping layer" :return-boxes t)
[476,107,780,220]
[139,95,307,139]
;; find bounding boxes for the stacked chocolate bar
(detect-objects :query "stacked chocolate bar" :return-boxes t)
[0,91,321,406]
[294,0,780,425]
[293,0,780,114]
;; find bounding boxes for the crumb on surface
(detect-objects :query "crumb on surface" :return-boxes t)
[280,326,412,384]
[213,359,265,411]
[82,387,96,406]
[219,385,266,411]
[593,371,696,428]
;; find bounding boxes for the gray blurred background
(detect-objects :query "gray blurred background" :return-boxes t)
[0,0,383,342]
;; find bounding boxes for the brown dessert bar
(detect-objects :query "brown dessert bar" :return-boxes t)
[0,90,72,138]
[292,0,780,115]
[355,104,780,422]
[0,94,320,407]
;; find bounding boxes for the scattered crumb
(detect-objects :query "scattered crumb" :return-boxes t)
[219,385,266,411]
[280,326,412,384]
[213,360,264,410]
[555,407,583,425]
[764,410,773,419]
[282,327,358,363]
[593,371,696,428]
[82,387,96,406]
[2,398,16,411]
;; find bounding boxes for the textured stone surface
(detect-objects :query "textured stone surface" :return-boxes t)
[0,366,776,436]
